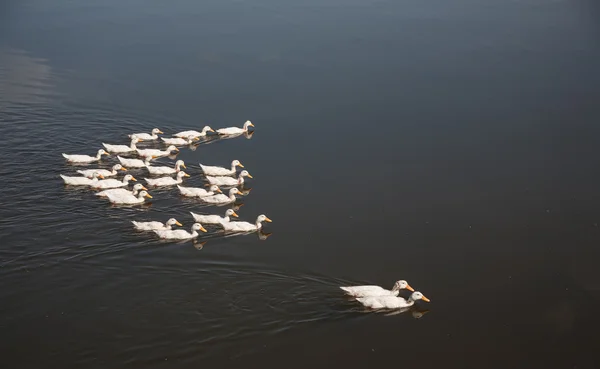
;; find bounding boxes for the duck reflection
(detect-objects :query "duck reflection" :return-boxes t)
[192,229,272,250]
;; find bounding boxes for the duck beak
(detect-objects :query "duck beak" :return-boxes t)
[217,188,223,193]
[158,130,164,134]
[209,128,215,132]
[246,173,253,178]
[238,163,245,168]
[145,193,153,199]
[231,211,239,218]
[182,163,187,168]
[174,148,180,152]
[120,167,127,171]
[131,177,137,181]
[249,123,255,127]
[175,221,183,226]
[141,186,148,190]
[421,296,431,303]
[184,173,190,177]
[265,217,272,223]
[103,152,109,156]
[200,226,207,233]
[99,175,105,179]
[406,284,415,292]
[151,155,158,159]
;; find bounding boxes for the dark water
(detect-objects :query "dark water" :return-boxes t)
[1,0,600,368]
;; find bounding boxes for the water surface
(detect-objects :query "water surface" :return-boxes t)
[1,1,600,368]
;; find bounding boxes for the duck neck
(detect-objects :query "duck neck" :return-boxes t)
[255,220,263,229]
[237,175,244,185]
[130,141,138,149]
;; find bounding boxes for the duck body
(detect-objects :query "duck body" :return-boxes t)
[206,171,251,187]
[200,160,243,176]
[132,218,181,231]
[77,164,126,178]
[356,291,430,310]
[221,214,271,233]
[160,136,196,146]
[144,171,189,187]
[340,280,413,298]
[60,173,103,185]
[177,185,220,197]
[105,190,152,205]
[96,183,147,198]
[117,156,152,168]
[129,128,163,141]
[145,160,185,176]
[216,121,254,135]
[136,145,179,159]
[102,138,140,154]
[173,126,214,138]
[62,149,108,164]
[190,209,237,224]
[91,175,136,189]
[153,223,206,240]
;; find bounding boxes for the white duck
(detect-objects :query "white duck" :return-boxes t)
[77,164,127,178]
[129,128,163,140]
[117,155,152,168]
[132,218,182,231]
[60,172,104,185]
[340,280,414,298]
[96,183,147,198]
[221,214,272,232]
[105,190,152,205]
[160,135,198,146]
[177,184,221,197]
[206,170,252,187]
[102,137,142,154]
[144,171,189,187]
[190,209,238,224]
[62,149,109,164]
[173,126,214,138]
[153,223,207,240]
[202,188,243,205]
[137,145,179,159]
[91,174,137,189]
[200,160,244,176]
[356,291,431,310]
[145,160,185,176]
[216,120,254,135]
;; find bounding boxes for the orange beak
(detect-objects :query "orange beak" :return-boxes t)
[120,167,127,171]
[421,296,431,303]
[231,211,239,218]
[406,284,415,292]
[131,177,137,181]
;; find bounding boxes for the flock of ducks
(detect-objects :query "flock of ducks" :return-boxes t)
[60,121,272,241]
[340,280,431,310]
[61,120,428,312]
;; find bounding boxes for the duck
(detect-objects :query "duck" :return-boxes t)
[190,208,238,224]
[340,280,414,298]
[200,160,244,176]
[160,135,198,146]
[356,291,431,310]
[128,128,163,140]
[96,183,147,198]
[177,184,221,197]
[117,155,152,168]
[105,190,152,205]
[77,164,127,178]
[91,174,137,189]
[145,160,185,176]
[201,188,243,205]
[173,126,215,139]
[144,171,189,187]
[206,170,252,187]
[220,214,272,233]
[62,149,109,163]
[136,145,179,159]
[102,137,142,154]
[216,120,254,135]
[60,172,104,185]
[153,223,207,240]
[132,218,182,231]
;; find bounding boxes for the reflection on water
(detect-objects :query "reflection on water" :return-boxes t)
[0,48,55,107]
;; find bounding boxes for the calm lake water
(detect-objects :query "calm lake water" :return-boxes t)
[1,0,600,368]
